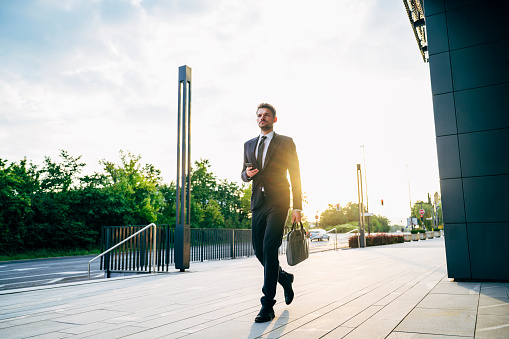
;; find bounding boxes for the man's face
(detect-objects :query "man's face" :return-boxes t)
[256,108,277,131]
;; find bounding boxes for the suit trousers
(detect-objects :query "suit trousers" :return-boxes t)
[251,196,289,304]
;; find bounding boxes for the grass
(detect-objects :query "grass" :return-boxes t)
[0,247,102,262]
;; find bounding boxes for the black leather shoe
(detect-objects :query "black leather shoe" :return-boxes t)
[255,305,275,323]
[281,273,294,305]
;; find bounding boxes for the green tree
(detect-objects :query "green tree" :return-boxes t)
[101,151,164,225]
[412,200,433,229]
[318,202,387,233]
[30,152,102,250]
[39,150,85,193]
[343,202,363,222]
[190,159,217,207]
[233,186,252,229]
[1,153,255,255]
[200,200,224,228]
[158,182,177,225]
[189,159,251,229]
[368,215,390,233]
[0,158,39,253]
[319,204,348,228]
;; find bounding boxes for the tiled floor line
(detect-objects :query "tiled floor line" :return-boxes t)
[316,260,448,338]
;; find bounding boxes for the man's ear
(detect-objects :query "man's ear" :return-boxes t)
[274,117,277,123]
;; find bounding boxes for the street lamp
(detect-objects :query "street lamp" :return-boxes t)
[360,145,369,212]
[404,164,413,229]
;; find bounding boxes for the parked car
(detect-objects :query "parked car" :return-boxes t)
[309,229,330,241]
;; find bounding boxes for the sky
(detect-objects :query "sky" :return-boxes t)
[0,0,440,225]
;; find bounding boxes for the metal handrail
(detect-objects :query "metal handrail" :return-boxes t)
[326,228,338,251]
[88,223,157,279]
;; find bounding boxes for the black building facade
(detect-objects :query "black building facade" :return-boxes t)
[423,0,509,280]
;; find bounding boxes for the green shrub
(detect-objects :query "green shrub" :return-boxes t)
[326,223,358,233]
[410,229,419,234]
[433,228,440,231]
[418,229,426,233]
[348,235,359,248]
[348,233,404,248]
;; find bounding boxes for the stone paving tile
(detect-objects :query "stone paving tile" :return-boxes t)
[475,314,509,339]
[340,302,416,338]
[181,314,293,339]
[100,298,165,313]
[190,302,260,322]
[431,282,480,295]
[480,283,508,298]
[340,305,383,327]
[338,319,400,339]
[387,332,473,338]
[478,295,509,316]
[417,293,479,311]
[243,313,321,339]
[373,292,403,306]
[120,316,212,338]
[53,309,129,325]
[77,325,149,339]
[0,320,75,339]
[26,331,72,339]
[0,300,68,320]
[0,311,68,329]
[271,328,331,338]
[395,307,476,337]
[186,318,277,339]
[52,304,106,316]
[319,326,354,338]
[58,321,118,335]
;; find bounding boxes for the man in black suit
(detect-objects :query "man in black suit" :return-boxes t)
[241,103,302,323]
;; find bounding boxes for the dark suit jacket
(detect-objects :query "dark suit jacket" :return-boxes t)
[241,133,302,211]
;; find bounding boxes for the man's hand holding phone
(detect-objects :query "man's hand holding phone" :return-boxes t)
[245,162,259,178]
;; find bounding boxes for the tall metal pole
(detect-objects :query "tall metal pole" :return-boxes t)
[360,145,369,212]
[405,164,413,229]
[357,164,366,248]
[175,65,192,272]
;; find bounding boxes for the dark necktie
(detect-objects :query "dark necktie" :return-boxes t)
[257,136,267,169]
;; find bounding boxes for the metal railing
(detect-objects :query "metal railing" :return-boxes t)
[89,223,157,279]
[97,225,286,276]
[326,228,338,251]
[96,224,363,277]
[190,228,257,261]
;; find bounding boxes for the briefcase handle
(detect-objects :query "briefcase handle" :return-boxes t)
[291,221,305,232]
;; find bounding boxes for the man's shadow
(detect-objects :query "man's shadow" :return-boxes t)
[247,310,290,339]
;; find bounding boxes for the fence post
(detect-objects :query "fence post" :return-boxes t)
[140,229,146,269]
[230,229,235,259]
[152,224,157,273]
[104,228,111,278]
[201,229,204,262]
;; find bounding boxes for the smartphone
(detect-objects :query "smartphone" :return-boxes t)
[245,162,253,168]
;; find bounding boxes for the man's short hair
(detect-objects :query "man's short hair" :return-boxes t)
[257,103,276,117]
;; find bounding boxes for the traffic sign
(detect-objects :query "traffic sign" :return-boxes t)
[419,209,425,217]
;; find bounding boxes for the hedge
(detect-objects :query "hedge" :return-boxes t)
[348,233,404,248]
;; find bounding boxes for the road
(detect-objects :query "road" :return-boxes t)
[308,233,351,252]
[0,255,103,291]
[0,233,353,291]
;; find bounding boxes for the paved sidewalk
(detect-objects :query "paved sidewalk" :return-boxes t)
[1,237,508,338]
